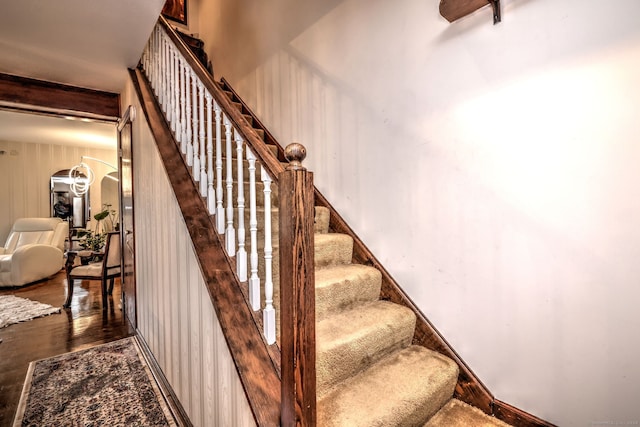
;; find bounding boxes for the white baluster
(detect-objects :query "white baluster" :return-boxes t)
[156,31,162,104]
[235,132,247,282]
[215,105,225,232]
[224,116,235,253]
[188,76,197,167]
[262,168,275,345]
[167,44,173,123]
[193,81,202,181]
[157,28,162,94]
[185,67,192,158]
[145,31,152,87]
[151,28,158,93]
[246,148,260,310]
[179,58,187,153]
[199,82,207,196]
[170,46,177,133]
[160,35,166,109]
[173,48,179,135]
[151,28,157,91]
[156,27,161,94]
[175,57,183,151]
[206,94,215,214]
[142,39,148,74]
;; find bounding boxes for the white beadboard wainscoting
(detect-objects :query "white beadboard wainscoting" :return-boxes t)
[131,97,256,426]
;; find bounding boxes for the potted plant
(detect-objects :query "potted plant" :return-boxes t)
[76,205,117,263]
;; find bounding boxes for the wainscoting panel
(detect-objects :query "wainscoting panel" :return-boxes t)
[133,122,256,427]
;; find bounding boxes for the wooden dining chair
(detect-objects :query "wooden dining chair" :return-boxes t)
[64,231,121,309]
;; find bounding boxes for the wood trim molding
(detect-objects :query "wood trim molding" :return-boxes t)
[134,334,193,426]
[494,400,557,427]
[0,73,120,119]
[129,67,281,426]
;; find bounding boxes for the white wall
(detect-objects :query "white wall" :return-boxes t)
[121,80,256,427]
[0,140,116,243]
[196,1,640,425]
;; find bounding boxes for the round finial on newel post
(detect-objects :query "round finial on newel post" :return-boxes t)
[285,143,307,171]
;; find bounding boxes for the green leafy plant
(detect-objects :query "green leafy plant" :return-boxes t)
[77,204,118,252]
[77,230,106,252]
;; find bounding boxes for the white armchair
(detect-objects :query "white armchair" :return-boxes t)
[0,218,68,287]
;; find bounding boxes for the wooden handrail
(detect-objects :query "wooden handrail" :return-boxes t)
[158,17,284,183]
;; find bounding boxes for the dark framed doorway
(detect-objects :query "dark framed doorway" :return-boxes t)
[118,105,137,328]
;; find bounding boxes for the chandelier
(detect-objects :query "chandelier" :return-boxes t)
[69,156,117,196]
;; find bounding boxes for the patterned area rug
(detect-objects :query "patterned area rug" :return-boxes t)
[0,295,60,329]
[13,337,177,427]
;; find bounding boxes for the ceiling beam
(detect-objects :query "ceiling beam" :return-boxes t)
[0,73,120,120]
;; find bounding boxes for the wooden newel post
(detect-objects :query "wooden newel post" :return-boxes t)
[280,143,316,427]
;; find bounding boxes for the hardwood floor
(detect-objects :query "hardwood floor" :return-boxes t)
[0,271,135,426]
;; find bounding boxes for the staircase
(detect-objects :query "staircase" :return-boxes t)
[137,18,553,427]
[215,85,511,426]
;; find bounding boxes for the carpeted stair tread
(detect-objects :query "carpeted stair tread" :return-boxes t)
[252,128,265,140]
[318,345,459,427]
[316,264,382,319]
[317,300,416,395]
[424,399,512,427]
[315,233,353,268]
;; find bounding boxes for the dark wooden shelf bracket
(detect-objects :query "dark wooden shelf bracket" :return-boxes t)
[490,0,501,24]
[439,0,502,25]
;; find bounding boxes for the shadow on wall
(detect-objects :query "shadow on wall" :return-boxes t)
[217,0,345,80]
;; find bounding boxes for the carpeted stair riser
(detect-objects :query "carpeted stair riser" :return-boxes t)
[318,345,459,427]
[316,300,416,396]
[424,399,512,427]
[230,206,330,251]
[233,206,329,255]
[316,264,382,319]
[253,233,355,307]
[247,232,354,340]
[252,233,353,286]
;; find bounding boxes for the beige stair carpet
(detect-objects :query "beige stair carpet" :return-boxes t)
[317,346,459,427]
[424,399,512,427]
